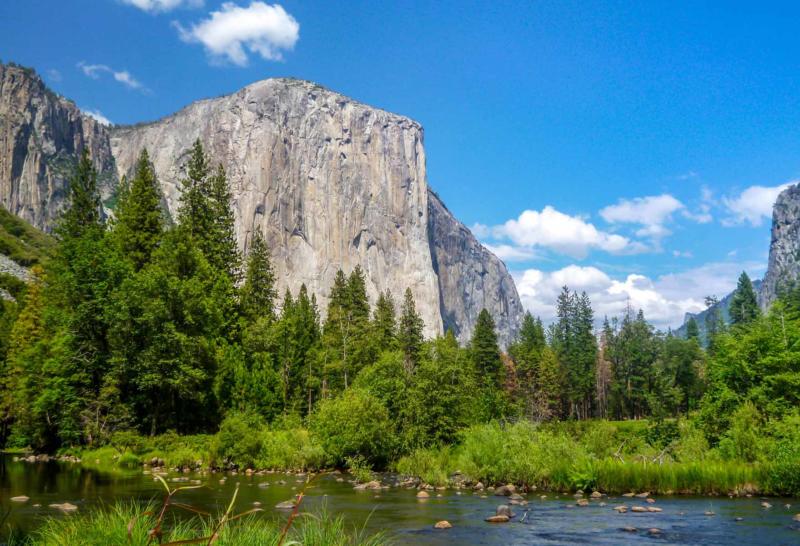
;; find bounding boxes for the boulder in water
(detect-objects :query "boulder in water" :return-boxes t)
[434,520,452,529]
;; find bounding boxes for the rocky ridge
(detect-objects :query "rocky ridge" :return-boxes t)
[0,63,523,345]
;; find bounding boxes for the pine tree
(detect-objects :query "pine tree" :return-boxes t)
[111,149,164,270]
[398,288,424,372]
[58,148,102,240]
[471,308,505,420]
[207,164,241,281]
[178,140,213,240]
[685,317,700,341]
[240,228,277,322]
[730,271,760,326]
[372,290,397,350]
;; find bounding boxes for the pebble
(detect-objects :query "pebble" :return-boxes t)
[647,507,662,513]
[485,515,510,523]
[434,520,452,529]
[49,502,78,512]
[576,499,589,507]
[646,498,656,504]
[761,502,772,509]
[614,505,628,513]
[631,506,647,513]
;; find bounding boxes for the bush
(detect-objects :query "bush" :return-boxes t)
[310,389,394,465]
[117,452,141,469]
[211,412,266,469]
[258,427,326,471]
[718,402,764,462]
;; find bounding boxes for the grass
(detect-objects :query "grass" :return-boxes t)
[10,503,390,545]
[0,206,55,267]
[393,420,772,495]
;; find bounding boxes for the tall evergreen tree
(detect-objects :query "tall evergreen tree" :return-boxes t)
[178,140,213,241]
[207,164,241,281]
[398,288,424,372]
[730,271,760,326]
[685,316,700,341]
[111,149,164,270]
[372,290,397,350]
[240,228,277,322]
[58,148,102,240]
[471,308,505,420]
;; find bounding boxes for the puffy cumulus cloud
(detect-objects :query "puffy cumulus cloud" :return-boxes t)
[175,2,299,66]
[722,182,796,226]
[483,243,538,262]
[77,62,147,92]
[121,0,203,13]
[600,194,686,240]
[513,260,765,330]
[488,206,643,259]
[81,108,112,126]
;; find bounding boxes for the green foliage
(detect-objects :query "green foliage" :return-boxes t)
[212,412,266,469]
[729,271,760,326]
[19,502,390,546]
[310,389,394,465]
[470,309,506,420]
[398,288,423,371]
[110,149,164,270]
[0,206,54,267]
[240,227,276,322]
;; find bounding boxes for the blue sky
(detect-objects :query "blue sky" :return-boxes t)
[2,0,799,328]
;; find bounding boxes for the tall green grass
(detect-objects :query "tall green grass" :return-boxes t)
[13,502,390,546]
[593,460,759,494]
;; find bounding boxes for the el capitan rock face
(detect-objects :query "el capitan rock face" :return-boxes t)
[760,182,800,309]
[0,63,524,344]
[0,63,115,230]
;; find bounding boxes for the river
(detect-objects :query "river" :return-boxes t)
[0,455,798,545]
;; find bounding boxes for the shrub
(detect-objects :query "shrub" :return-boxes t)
[718,402,764,462]
[117,452,141,469]
[211,412,266,469]
[310,389,394,465]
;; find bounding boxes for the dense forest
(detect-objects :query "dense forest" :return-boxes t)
[0,145,798,495]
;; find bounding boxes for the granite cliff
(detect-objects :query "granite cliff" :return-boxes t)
[760,182,800,309]
[0,63,524,346]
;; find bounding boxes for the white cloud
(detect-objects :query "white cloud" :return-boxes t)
[175,2,299,66]
[600,194,686,241]
[488,206,643,259]
[81,108,112,126]
[77,62,147,92]
[483,243,538,262]
[722,182,796,226]
[513,260,766,330]
[121,0,203,13]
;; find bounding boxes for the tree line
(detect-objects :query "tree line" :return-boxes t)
[0,144,795,465]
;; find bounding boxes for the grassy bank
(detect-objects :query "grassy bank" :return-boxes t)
[394,420,798,496]
[59,416,799,497]
[9,502,389,546]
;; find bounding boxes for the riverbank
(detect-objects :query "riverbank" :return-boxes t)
[32,418,799,498]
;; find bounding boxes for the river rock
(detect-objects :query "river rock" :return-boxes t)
[646,498,656,504]
[631,506,647,513]
[434,520,452,529]
[496,505,514,518]
[622,492,636,497]
[354,480,381,490]
[614,505,628,513]
[635,492,650,498]
[275,500,295,510]
[648,528,662,535]
[416,491,430,499]
[761,502,772,509]
[590,491,604,499]
[576,499,589,507]
[49,502,78,512]
[10,496,29,502]
[622,526,637,533]
[793,513,800,522]
[485,515,510,523]
[473,482,485,490]
[704,511,715,516]
[647,507,662,513]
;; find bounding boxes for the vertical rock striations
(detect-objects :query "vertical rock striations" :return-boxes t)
[760,182,800,308]
[0,64,524,344]
[0,63,115,230]
[428,190,523,347]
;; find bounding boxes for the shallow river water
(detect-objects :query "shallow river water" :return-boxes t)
[1,455,798,545]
